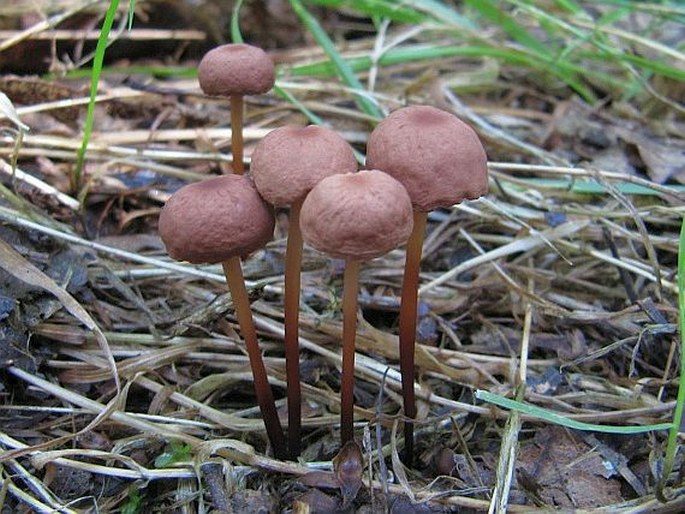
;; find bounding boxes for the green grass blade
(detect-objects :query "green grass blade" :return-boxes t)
[273,84,324,126]
[304,0,429,24]
[307,0,477,28]
[232,1,325,129]
[289,42,609,100]
[476,389,673,434]
[289,44,538,76]
[73,0,122,194]
[660,217,685,492]
[504,0,684,95]
[593,0,685,21]
[231,0,246,44]
[404,0,478,29]
[288,0,383,120]
[127,0,135,29]
[54,65,197,80]
[500,177,685,196]
[465,0,549,55]
[552,0,587,16]
[230,2,349,151]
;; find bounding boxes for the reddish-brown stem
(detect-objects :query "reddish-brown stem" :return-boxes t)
[284,198,304,458]
[230,95,244,175]
[224,92,285,457]
[398,210,427,465]
[222,257,287,459]
[340,258,361,445]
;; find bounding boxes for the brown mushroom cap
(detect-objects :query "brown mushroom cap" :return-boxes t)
[300,169,413,261]
[366,105,488,212]
[159,175,274,264]
[198,44,275,97]
[251,125,358,206]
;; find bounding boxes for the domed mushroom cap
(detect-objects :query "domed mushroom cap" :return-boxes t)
[251,125,358,206]
[300,169,413,261]
[366,105,488,212]
[198,43,275,97]
[159,175,275,264]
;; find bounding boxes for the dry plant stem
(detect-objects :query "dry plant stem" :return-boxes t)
[341,259,361,445]
[230,95,244,174]
[222,257,287,459]
[398,211,428,465]
[284,198,304,457]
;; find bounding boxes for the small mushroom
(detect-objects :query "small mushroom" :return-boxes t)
[366,104,488,464]
[198,44,275,174]
[300,169,413,444]
[251,125,357,457]
[159,174,287,459]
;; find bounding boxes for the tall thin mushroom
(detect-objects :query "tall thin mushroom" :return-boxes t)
[300,170,414,444]
[198,43,275,174]
[190,45,286,458]
[251,125,357,458]
[159,175,287,459]
[366,105,488,464]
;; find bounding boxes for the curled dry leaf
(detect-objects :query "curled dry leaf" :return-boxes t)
[615,127,685,184]
[333,440,364,508]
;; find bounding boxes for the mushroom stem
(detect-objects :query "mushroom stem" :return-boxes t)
[283,198,304,458]
[340,258,361,445]
[226,94,286,457]
[230,95,244,175]
[222,257,287,459]
[398,210,427,465]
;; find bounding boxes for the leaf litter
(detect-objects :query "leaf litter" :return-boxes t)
[0,1,684,512]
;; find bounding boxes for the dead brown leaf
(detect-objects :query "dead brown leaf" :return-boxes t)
[516,427,624,508]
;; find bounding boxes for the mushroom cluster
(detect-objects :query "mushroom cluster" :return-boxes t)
[158,43,488,465]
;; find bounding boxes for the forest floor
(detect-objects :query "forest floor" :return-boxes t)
[0,1,684,512]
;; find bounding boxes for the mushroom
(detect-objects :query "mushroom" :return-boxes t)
[158,174,287,459]
[251,125,357,457]
[198,43,275,174]
[300,169,414,444]
[189,44,286,458]
[366,104,488,464]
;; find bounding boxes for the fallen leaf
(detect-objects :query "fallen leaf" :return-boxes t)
[616,127,685,184]
[333,440,365,508]
[517,426,624,508]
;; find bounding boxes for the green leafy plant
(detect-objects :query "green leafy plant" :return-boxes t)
[154,440,192,468]
[120,486,144,514]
